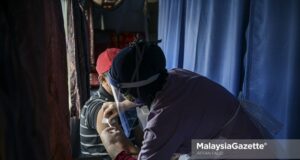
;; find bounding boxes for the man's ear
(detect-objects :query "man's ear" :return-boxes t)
[98,75,105,83]
[103,77,112,87]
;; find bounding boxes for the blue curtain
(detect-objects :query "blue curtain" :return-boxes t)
[242,0,300,138]
[158,0,185,69]
[158,0,300,138]
[183,0,250,94]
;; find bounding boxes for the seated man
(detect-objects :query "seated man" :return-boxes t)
[79,48,142,159]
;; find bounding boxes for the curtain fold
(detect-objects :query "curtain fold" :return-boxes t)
[183,0,250,94]
[286,0,300,139]
[158,0,184,69]
[0,0,72,159]
[242,0,300,138]
[66,0,90,117]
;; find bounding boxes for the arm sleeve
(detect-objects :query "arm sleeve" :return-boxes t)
[115,151,137,160]
[138,107,183,160]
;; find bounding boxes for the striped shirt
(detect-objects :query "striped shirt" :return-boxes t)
[80,86,138,159]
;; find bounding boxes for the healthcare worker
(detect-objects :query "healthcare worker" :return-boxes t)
[98,40,269,160]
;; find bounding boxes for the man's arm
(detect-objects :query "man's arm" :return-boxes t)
[102,100,139,123]
[95,101,136,133]
[99,126,139,159]
[96,104,113,133]
[96,106,139,158]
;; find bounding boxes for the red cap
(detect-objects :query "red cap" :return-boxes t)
[96,48,121,76]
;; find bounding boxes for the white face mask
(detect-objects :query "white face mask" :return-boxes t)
[136,105,150,129]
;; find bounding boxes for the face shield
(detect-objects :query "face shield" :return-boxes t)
[107,72,160,137]
[108,73,160,103]
[106,39,163,136]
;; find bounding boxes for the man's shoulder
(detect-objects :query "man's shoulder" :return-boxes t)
[85,96,106,106]
[80,96,106,128]
[81,96,106,117]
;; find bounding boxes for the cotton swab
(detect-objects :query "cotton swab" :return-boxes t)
[102,118,112,127]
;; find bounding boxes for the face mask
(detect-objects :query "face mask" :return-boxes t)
[136,105,150,129]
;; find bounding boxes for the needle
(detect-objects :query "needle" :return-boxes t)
[107,121,112,127]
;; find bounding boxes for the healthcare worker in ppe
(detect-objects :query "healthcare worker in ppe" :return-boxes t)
[98,40,273,160]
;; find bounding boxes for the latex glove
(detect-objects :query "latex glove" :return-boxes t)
[102,102,119,123]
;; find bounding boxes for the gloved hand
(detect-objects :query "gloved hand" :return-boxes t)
[102,100,138,124]
[100,127,139,159]
[102,102,119,124]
